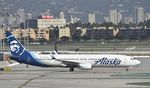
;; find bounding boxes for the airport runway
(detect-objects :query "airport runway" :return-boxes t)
[0,58,150,88]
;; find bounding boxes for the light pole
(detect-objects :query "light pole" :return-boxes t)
[27,19,30,50]
[0,28,2,53]
[54,26,58,52]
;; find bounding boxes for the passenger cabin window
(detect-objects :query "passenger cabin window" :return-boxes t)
[39,51,50,54]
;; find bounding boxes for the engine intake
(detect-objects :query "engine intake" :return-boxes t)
[78,63,92,70]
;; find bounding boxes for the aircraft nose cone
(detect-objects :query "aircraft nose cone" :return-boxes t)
[136,60,141,65]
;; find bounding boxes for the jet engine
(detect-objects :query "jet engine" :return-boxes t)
[78,63,92,70]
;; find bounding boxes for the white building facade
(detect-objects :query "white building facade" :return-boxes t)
[88,13,96,24]
[109,9,122,24]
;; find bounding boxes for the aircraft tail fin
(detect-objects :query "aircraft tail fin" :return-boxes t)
[5,31,26,57]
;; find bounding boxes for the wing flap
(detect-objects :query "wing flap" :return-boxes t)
[60,60,79,67]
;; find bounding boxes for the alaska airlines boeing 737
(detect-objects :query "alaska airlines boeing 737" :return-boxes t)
[5,31,140,71]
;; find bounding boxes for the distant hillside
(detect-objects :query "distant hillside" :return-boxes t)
[0,0,150,17]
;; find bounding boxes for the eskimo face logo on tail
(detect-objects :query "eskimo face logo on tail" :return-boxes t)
[10,40,20,53]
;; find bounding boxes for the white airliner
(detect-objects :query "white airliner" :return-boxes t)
[4,31,141,72]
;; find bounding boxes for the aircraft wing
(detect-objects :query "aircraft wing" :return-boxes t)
[51,55,92,70]
[60,60,79,67]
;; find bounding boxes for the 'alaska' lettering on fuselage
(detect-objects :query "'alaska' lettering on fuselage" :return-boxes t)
[94,57,121,65]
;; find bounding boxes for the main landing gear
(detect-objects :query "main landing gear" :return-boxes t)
[69,67,74,72]
[126,67,129,71]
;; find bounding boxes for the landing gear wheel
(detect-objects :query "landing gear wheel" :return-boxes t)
[26,65,28,68]
[69,67,74,72]
[126,67,129,71]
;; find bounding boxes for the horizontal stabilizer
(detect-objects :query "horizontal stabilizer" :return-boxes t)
[0,60,20,68]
